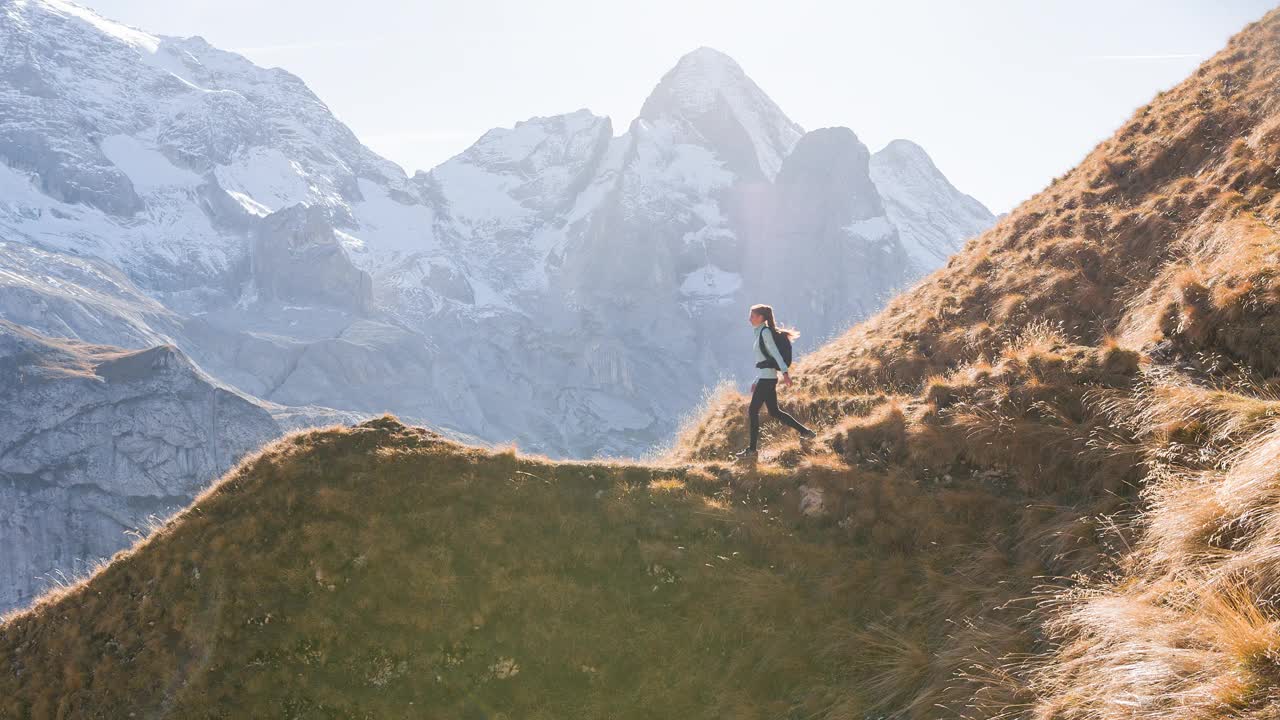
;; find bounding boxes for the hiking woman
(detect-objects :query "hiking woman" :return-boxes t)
[738,304,815,457]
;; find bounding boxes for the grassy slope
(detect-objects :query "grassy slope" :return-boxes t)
[670,7,1280,718]
[2,418,1030,719]
[4,9,1280,720]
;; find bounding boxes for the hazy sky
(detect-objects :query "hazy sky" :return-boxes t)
[78,0,1274,213]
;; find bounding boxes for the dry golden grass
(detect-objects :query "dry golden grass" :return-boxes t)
[658,7,1280,718]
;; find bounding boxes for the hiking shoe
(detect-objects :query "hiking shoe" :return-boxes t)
[735,447,758,458]
[799,428,817,440]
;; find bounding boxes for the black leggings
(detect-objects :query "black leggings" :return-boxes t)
[748,379,810,449]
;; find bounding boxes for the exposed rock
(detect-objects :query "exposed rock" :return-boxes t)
[251,205,374,314]
[798,484,826,518]
[870,139,995,272]
[0,321,281,611]
[761,127,912,337]
[0,4,994,459]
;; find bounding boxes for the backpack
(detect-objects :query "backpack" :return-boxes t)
[756,326,793,370]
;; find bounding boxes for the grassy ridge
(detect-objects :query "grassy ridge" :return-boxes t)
[1,418,1014,719]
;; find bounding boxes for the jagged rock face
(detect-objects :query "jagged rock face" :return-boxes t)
[774,128,885,228]
[419,110,613,293]
[638,47,803,182]
[0,0,422,297]
[251,205,374,314]
[870,139,995,272]
[0,321,280,612]
[0,0,141,217]
[760,127,912,338]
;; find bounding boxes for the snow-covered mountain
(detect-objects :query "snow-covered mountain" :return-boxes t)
[0,0,994,454]
[0,0,994,610]
[637,46,803,182]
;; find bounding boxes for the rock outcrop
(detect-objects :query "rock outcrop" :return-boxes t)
[250,204,374,315]
[0,321,280,611]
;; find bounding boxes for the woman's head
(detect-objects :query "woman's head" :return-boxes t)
[749,304,774,328]
[749,304,800,338]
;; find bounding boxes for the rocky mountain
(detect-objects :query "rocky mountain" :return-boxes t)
[0,321,281,611]
[760,127,911,338]
[412,49,994,456]
[0,1,993,610]
[0,3,992,456]
[870,138,995,272]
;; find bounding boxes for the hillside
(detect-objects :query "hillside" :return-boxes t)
[3,8,1280,720]
[1,417,993,719]
[670,6,1280,717]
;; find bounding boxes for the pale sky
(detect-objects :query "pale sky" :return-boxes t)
[78,0,1274,213]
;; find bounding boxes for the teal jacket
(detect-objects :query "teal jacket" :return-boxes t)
[753,324,789,380]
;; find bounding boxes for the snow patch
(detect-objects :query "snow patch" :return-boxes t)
[681,224,735,248]
[844,216,893,241]
[469,276,517,312]
[100,135,201,193]
[214,148,313,215]
[624,122,735,214]
[680,264,742,299]
[349,179,436,255]
[334,229,366,252]
[431,160,528,225]
[225,191,271,217]
[662,141,734,194]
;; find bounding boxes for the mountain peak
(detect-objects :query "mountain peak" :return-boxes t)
[638,47,802,180]
[878,138,929,160]
[869,138,994,270]
[871,138,989,211]
[672,46,745,74]
[641,46,757,119]
[873,140,962,185]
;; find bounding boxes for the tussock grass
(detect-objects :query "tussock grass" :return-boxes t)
[659,7,1280,717]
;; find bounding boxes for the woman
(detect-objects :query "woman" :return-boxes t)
[737,304,815,458]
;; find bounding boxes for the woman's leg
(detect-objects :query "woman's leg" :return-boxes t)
[762,382,813,436]
[747,380,769,450]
